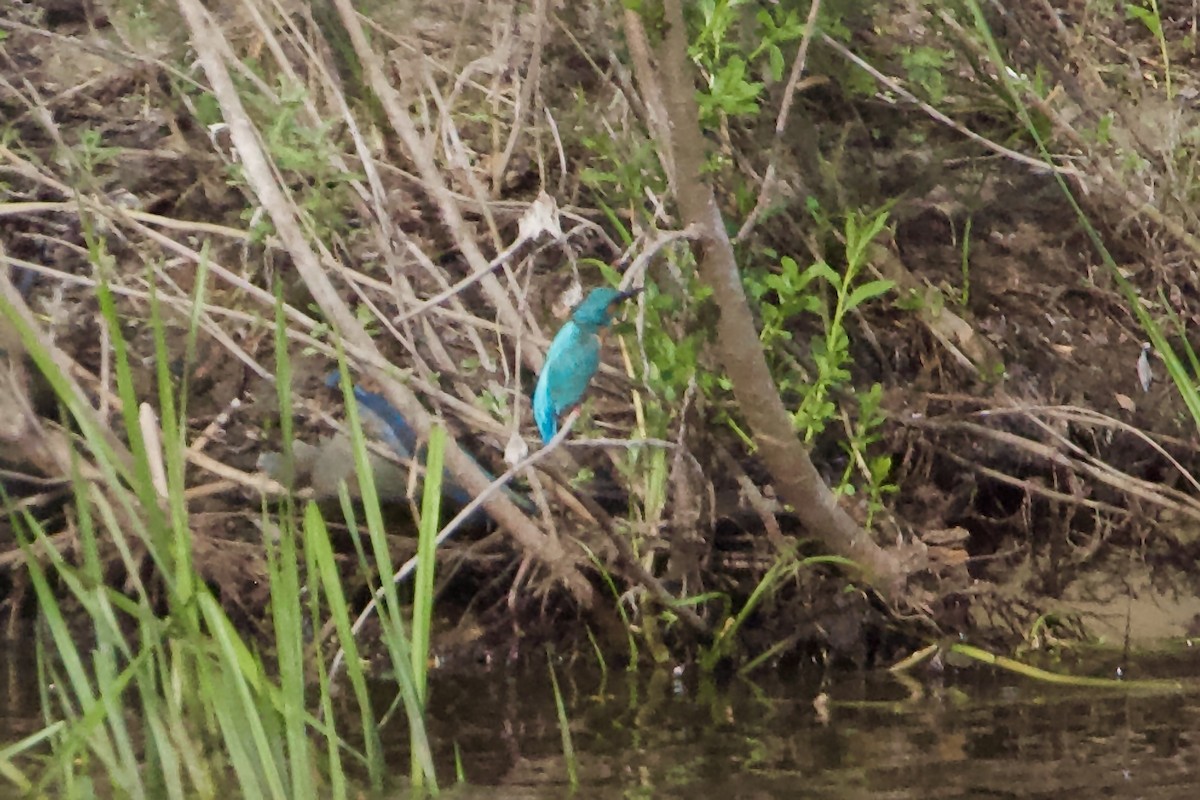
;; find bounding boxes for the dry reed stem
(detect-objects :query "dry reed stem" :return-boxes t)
[328,0,544,373]
[175,0,592,600]
[918,393,1200,512]
[906,414,1200,522]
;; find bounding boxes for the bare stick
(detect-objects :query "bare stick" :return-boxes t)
[736,0,824,243]
[819,33,1083,179]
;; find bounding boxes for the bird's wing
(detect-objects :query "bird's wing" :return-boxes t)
[350,386,419,458]
[533,361,558,442]
[547,332,600,412]
[534,322,578,441]
[544,320,582,365]
[534,322,603,442]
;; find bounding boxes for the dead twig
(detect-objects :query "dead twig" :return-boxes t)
[735,0,823,243]
[176,0,594,602]
[819,33,1085,180]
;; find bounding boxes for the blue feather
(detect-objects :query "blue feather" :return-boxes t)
[325,371,531,512]
[533,287,635,444]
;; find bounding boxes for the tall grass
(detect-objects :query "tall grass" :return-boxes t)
[0,266,445,796]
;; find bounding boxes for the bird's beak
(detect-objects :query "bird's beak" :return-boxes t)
[608,286,642,316]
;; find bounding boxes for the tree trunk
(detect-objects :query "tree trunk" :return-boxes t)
[636,1,906,600]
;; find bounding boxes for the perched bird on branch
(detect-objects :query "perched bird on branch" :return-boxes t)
[323,372,532,513]
[534,286,639,444]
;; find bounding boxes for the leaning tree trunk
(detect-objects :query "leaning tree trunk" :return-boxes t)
[631,1,906,601]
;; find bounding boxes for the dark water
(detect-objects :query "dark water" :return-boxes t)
[418,653,1200,800]
[4,647,1200,798]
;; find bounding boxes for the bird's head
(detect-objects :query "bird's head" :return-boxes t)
[571,286,639,328]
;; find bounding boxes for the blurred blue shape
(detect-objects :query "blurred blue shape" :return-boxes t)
[326,371,531,513]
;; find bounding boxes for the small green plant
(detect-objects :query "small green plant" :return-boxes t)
[581,544,640,669]
[569,465,596,489]
[836,383,898,526]
[75,128,121,175]
[687,1,806,128]
[1125,0,1173,98]
[576,94,667,221]
[745,207,894,442]
[546,648,579,791]
[737,208,897,505]
[793,210,893,441]
[899,45,953,104]
[352,302,382,337]
[602,264,710,533]
[697,55,763,121]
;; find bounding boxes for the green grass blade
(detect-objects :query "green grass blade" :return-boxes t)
[198,593,288,800]
[411,424,445,703]
[304,501,385,787]
[546,649,578,791]
[330,353,436,789]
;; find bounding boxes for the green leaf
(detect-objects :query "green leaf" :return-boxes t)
[801,260,840,289]
[799,295,823,315]
[709,56,763,116]
[780,255,800,281]
[1125,3,1162,36]
[579,167,618,186]
[769,45,785,83]
[846,279,895,309]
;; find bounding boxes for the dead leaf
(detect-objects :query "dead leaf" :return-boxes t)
[517,191,562,242]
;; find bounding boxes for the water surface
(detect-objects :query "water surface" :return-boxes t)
[4,646,1199,798]
[419,653,1200,799]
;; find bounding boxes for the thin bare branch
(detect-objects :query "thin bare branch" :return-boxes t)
[736,0,823,243]
[176,0,593,601]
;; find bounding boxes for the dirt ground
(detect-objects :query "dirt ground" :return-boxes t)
[3,0,1200,667]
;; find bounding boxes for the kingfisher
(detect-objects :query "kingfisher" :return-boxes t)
[533,286,638,444]
[325,372,532,512]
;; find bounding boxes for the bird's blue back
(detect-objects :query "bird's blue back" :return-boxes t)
[534,322,600,442]
[533,287,630,443]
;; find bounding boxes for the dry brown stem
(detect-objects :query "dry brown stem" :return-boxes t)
[327,0,543,373]
[174,0,593,602]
